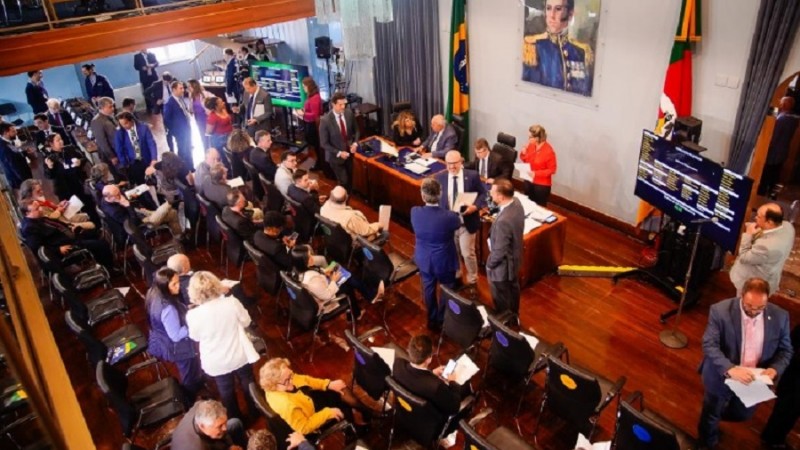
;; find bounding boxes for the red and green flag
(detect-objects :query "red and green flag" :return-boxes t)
[636,0,702,226]
[446,0,469,157]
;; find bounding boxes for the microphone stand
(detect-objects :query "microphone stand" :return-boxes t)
[659,220,705,349]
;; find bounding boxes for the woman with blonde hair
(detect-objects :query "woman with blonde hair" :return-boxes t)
[186,271,260,420]
[519,124,557,206]
[390,110,422,147]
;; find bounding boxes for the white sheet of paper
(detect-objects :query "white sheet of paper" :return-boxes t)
[520,332,540,351]
[452,354,480,385]
[514,163,533,182]
[115,287,131,297]
[125,184,149,199]
[76,117,83,127]
[476,305,489,328]
[227,177,245,188]
[380,140,399,157]
[253,104,266,117]
[220,279,238,288]
[371,346,395,372]
[225,93,237,104]
[404,162,431,175]
[524,218,542,234]
[379,205,391,232]
[63,195,84,220]
[574,433,611,450]
[414,157,436,167]
[746,367,774,385]
[453,192,478,212]
[725,379,776,408]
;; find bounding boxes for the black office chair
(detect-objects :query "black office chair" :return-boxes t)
[51,273,127,327]
[176,181,200,245]
[123,219,182,270]
[242,159,264,202]
[344,328,406,412]
[486,315,565,417]
[243,240,283,305]
[36,246,110,300]
[390,100,413,123]
[385,376,453,449]
[64,310,149,369]
[279,271,355,362]
[131,244,159,286]
[258,173,285,213]
[451,114,466,151]
[459,419,535,450]
[214,215,247,280]
[437,285,490,357]
[497,132,516,148]
[535,355,626,442]
[612,391,694,450]
[315,213,355,267]
[96,360,185,439]
[195,193,221,247]
[492,141,517,170]
[284,196,316,244]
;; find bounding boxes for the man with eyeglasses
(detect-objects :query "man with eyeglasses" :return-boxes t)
[698,277,793,449]
[464,138,512,184]
[729,202,795,297]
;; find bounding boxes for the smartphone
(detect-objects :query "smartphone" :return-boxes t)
[442,359,457,378]
[544,216,558,224]
[288,232,299,241]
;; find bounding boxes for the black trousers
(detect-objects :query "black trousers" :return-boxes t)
[525,182,551,207]
[490,279,520,315]
[76,238,114,270]
[761,371,800,444]
[758,163,783,196]
[330,157,353,191]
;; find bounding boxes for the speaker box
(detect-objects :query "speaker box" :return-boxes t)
[315,36,332,59]
[673,115,702,144]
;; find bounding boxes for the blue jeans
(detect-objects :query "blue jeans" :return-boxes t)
[213,363,255,421]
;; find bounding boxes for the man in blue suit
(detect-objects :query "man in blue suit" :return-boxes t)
[114,112,157,185]
[698,277,793,449]
[224,48,241,104]
[435,150,486,294]
[162,80,195,172]
[0,123,32,190]
[416,115,458,159]
[411,178,462,331]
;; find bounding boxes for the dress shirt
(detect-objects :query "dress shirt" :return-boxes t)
[430,131,442,155]
[478,157,488,178]
[127,127,141,159]
[274,165,294,197]
[740,299,765,368]
[449,169,465,211]
[162,83,170,103]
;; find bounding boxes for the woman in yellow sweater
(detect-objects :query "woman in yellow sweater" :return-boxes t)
[259,358,369,435]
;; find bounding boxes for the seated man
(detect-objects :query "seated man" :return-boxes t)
[274,151,298,198]
[19,198,114,270]
[46,98,74,129]
[195,147,222,194]
[221,189,260,242]
[172,399,247,450]
[320,186,386,243]
[167,253,253,307]
[415,114,458,159]
[201,162,233,210]
[253,211,296,271]
[287,169,323,217]
[464,137,513,184]
[393,334,472,434]
[250,130,278,183]
[100,184,183,244]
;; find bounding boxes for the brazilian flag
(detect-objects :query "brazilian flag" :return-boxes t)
[446,0,469,157]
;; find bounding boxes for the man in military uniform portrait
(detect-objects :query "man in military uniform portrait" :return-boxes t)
[521,0,599,97]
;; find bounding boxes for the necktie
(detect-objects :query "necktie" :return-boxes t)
[430,132,441,154]
[742,317,759,368]
[480,158,487,178]
[55,113,63,127]
[248,92,257,120]
[130,127,141,160]
[452,176,459,210]
[338,114,347,143]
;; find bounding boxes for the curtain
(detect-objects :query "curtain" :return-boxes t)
[374,0,443,136]
[728,0,800,173]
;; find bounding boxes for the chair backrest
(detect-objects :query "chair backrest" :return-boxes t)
[392,101,412,114]
[497,132,516,148]
[243,240,281,295]
[487,315,534,380]
[451,115,465,151]
[441,285,484,351]
[176,182,199,227]
[315,213,353,265]
[492,142,517,167]
[544,355,603,427]
[132,244,157,286]
[386,376,445,446]
[259,173,285,213]
[284,195,316,243]
[344,329,391,400]
[247,382,293,450]
[123,219,151,256]
[614,392,680,450]
[279,271,320,330]
[243,159,264,201]
[196,193,221,242]
[53,273,90,321]
[216,215,246,266]
[459,419,499,450]
[355,235,394,285]
[64,310,107,366]
[95,361,137,437]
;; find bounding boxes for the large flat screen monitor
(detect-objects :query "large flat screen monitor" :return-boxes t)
[634,129,753,252]
[250,61,309,109]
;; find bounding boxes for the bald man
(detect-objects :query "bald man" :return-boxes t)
[416,114,458,159]
[320,185,386,242]
[730,203,795,296]
[100,184,183,242]
[167,253,254,307]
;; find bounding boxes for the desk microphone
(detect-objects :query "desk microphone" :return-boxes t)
[691,217,718,224]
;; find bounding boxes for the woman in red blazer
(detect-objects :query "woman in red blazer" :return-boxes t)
[519,124,557,206]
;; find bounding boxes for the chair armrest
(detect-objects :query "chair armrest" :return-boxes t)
[358,326,387,342]
[493,310,516,326]
[315,420,354,445]
[595,375,627,414]
[125,357,160,376]
[138,395,184,419]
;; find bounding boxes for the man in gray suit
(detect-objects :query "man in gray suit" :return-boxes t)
[319,92,359,191]
[730,202,795,296]
[234,77,273,138]
[487,179,525,315]
[415,114,458,159]
[90,96,119,166]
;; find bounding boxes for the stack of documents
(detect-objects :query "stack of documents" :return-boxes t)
[404,162,431,175]
[451,354,480,385]
[724,368,777,407]
[63,195,84,220]
[372,346,396,372]
[227,177,245,188]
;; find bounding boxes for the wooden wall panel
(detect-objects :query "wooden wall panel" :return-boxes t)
[0,0,315,76]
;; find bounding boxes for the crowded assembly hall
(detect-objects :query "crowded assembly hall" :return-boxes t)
[0,0,799,449]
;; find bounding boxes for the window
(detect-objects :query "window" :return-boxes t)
[150,42,196,64]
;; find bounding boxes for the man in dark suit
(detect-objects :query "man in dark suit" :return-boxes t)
[253,211,295,271]
[698,277,793,449]
[143,72,174,115]
[223,48,241,104]
[464,138,513,183]
[32,113,70,152]
[25,70,49,114]
[46,99,74,129]
[167,253,253,307]
[435,150,486,293]
[202,163,233,211]
[133,49,159,92]
[114,112,157,185]
[234,77,273,138]
[760,96,799,196]
[416,114,458,159]
[487,179,524,315]
[221,189,258,242]
[319,92,359,191]
[162,80,195,171]
[393,335,472,433]
[0,123,32,190]
[89,97,119,166]
[250,130,277,201]
[288,169,322,217]
[411,178,462,331]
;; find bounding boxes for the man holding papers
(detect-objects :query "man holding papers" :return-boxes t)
[435,150,486,295]
[698,277,793,449]
[234,77,273,138]
[487,179,525,315]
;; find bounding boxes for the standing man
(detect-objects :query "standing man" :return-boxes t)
[90,97,119,167]
[760,96,799,196]
[0,123,32,190]
[411,178,461,331]
[114,111,157,185]
[761,324,800,449]
[223,48,241,104]
[163,80,195,171]
[729,202,795,297]
[25,70,49,114]
[144,72,174,115]
[464,138,513,183]
[697,277,793,449]
[133,49,160,92]
[234,77,273,138]
[33,113,70,151]
[415,114,458,159]
[319,92,359,191]
[486,179,524,315]
[436,150,486,294]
